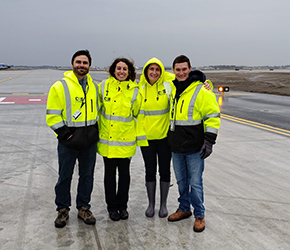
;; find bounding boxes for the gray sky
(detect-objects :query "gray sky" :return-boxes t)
[1,0,290,67]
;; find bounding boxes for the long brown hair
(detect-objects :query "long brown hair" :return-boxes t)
[109,58,136,81]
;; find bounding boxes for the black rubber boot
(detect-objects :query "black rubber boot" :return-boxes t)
[145,181,156,217]
[159,181,170,218]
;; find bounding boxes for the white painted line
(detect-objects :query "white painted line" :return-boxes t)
[0,97,15,104]
[29,99,41,101]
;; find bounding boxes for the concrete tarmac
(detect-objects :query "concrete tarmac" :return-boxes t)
[0,70,290,250]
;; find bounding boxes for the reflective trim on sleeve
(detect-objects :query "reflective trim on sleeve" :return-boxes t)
[51,121,65,130]
[205,127,218,134]
[203,113,220,120]
[46,109,62,115]
[137,135,147,141]
[60,80,72,123]
[98,138,136,146]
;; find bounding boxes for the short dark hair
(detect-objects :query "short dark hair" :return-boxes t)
[172,55,191,69]
[109,58,136,81]
[71,50,92,66]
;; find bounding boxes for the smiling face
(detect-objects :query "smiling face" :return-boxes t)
[147,63,161,85]
[114,61,129,81]
[173,62,191,82]
[72,55,90,79]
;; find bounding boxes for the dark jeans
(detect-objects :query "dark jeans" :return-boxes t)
[140,138,171,182]
[103,157,131,212]
[55,141,96,210]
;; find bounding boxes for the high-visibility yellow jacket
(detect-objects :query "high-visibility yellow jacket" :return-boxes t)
[167,71,221,153]
[97,75,148,158]
[46,71,99,150]
[139,58,175,140]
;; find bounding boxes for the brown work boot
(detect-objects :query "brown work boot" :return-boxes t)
[78,207,96,225]
[193,217,205,232]
[55,208,69,228]
[168,209,192,222]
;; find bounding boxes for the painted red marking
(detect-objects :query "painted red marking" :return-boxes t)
[0,97,47,104]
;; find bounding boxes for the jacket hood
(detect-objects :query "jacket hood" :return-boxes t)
[140,57,174,86]
[64,70,92,83]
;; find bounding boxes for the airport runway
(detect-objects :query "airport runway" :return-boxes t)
[0,70,290,250]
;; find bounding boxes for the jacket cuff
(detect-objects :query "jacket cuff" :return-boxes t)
[204,132,217,145]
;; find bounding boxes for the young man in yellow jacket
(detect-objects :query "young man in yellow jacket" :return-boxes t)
[167,55,221,232]
[46,50,99,228]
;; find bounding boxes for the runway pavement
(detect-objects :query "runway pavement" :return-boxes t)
[0,70,290,250]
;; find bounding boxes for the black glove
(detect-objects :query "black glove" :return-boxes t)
[55,125,72,141]
[199,141,213,159]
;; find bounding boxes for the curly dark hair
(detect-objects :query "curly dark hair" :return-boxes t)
[109,58,136,81]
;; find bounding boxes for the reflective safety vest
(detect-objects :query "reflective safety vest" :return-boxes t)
[170,81,220,133]
[169,80,220,148]
[97,76,148,158]
[139,57,175,140]
[46,71,99,131]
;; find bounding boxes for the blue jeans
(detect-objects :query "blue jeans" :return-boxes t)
[55,141,96,210]
[172,151,205,218]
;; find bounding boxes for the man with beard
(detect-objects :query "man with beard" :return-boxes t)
[46,50,99,228]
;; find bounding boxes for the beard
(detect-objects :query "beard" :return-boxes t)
[73,66,89,77]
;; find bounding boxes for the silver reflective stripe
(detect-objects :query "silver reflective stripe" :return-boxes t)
[137,135,147,141]
[51,121,65,130]
[98,138,136,146]
[60,79,97,126]
[131,87,139,118]
[139,109,145,115]
[60,80,72,124]
[93,80,100,113]
[203,112,220,120]
[101,80,106,98]
[144,107,169,116]
[163,81,172,99]
[101,110,133,122]
[64,119,97,127]
[187,84,203,120]
[131,87,139,106]
[46,109,62,115]
[174,119,202,126]
[206,127,218,134]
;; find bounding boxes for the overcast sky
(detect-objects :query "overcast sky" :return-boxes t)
[1,0,290,67]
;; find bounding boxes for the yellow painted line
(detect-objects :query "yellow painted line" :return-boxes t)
[216,92,252,96]
[0,72,30,83]
[13,92,29,95]
[221,114,290,137]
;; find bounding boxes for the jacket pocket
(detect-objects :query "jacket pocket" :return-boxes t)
[59,124,99,151]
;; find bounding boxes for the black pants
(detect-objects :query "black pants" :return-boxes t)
[103,157,131,212]
[140,138,171,182]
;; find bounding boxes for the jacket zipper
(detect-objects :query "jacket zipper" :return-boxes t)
[180,100,184,113]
